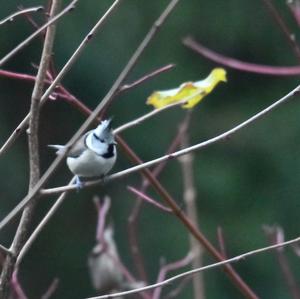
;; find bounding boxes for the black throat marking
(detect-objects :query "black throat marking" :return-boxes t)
[102,143,115,158]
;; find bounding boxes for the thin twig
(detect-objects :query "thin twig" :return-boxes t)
[16,177,75,267]
[287,0,300,27]
[0,62,175,153]
[152,253,193,299]
[34,82,300,299]
[0,0,121,157]
[1,1,258,296]
[0,6,44,26]
[41,278,59,299]
[114,99,186,134]
[0,0,77,67]
[183,36,300,76]
[85,235,300,299]
[10,66,179,269]
[164,276,192,298]
[126,117,188,283]
[10,270,27,299]
[118,63,175,93]
[0,245,10,257]
[0,1,61,297]
[217,227,228,258]
[8,0,180,267]
[127,186,172,213]
[114,136,258,299]
[263,225,300,299]
[42,82,300,195]
[95,196,111,243]
[0,0,179,236]
[262,0,300,61]
[178,111,205,299]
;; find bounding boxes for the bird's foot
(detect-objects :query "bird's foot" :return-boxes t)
[100,174,108,185]
[74,176,83,192]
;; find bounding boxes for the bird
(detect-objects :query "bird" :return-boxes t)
[49,119,117,190]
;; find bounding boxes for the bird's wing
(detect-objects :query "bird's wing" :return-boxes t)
[68,132,90,158]
[48,144,66,155]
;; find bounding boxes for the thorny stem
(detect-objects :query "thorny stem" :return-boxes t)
[0,1,61,298]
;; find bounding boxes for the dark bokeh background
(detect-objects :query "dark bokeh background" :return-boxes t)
[1,0,300,298]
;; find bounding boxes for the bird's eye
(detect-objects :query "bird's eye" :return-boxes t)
[93,133,104,143]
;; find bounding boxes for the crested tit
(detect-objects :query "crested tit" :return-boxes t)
[49,119,117,189]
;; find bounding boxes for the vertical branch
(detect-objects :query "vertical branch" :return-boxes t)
[262,0,300,61]
[0,1,61,298]
[178,111,205,299]
[263,226,300,299]
[127,114,189,283]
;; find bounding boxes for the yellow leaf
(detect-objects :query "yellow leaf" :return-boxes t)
[147,68,227,109]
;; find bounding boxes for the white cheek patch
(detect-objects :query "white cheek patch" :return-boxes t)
[85,133,106,156]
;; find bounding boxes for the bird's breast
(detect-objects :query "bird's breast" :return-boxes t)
[67,148,116,178]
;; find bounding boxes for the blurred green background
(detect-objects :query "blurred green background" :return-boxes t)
[1,0,300,298]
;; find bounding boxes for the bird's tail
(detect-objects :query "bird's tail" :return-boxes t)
[48,144,66,155]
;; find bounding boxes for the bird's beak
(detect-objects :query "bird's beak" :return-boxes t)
[106,117,113,129]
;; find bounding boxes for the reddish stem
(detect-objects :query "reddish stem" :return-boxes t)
[183,36,300,76]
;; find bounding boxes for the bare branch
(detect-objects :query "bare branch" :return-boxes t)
[0,245,11,258]
[0,0,179,236]
[95,196,111,243]
[41,278,59,299]
[183,36,300,76]
[152,253,193,299]
[263,225,300,299]
[178,111,205,299]
[42,82,300,195]
[0,1,61,296]
[262,0,300,61]
[0,6,43,26]
[0,0,121,157]
[16,177,75,267]
[0,1,259,297]
[127,186,172,213]
[114,99,186,135]
[10,270,27,299]
[0,0,61,296]
[287,0,300,27]
[126,117,189,283]
[217,227,228,258]
[85,235,300,299]
[118,63,175,93]
[0,0,77,67]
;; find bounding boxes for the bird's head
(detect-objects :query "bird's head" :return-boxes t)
[93,119,116,145]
